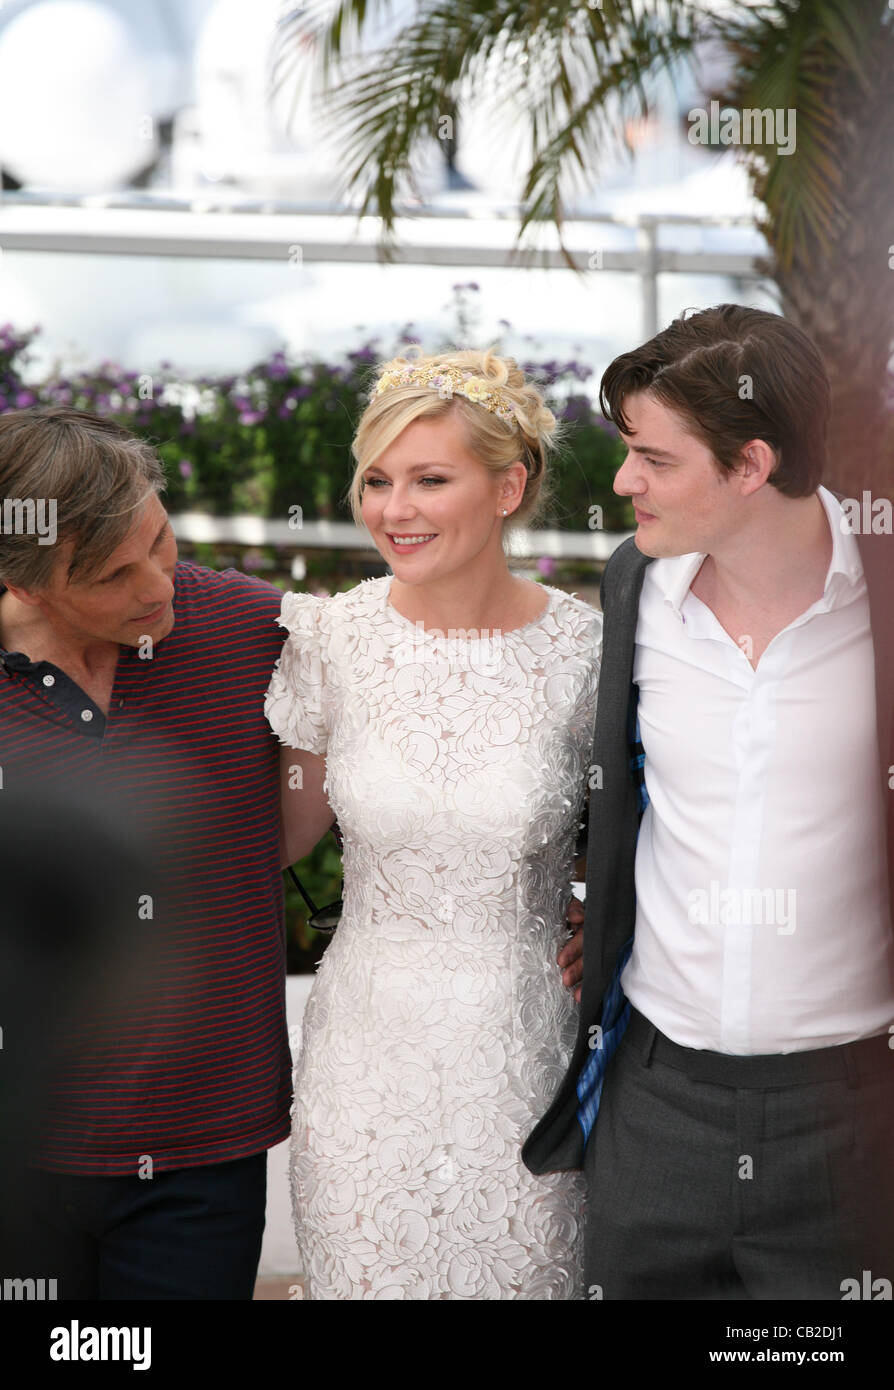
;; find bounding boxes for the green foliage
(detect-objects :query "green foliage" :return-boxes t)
[548,394,630,532]
[283,833,344,973]
[0,323,41,409]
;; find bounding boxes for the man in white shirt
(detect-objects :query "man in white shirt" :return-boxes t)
[524,303,894,1299]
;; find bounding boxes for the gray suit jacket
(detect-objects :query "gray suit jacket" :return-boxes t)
[523,519,894,1175]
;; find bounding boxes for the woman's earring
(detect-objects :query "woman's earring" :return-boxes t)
[501,509,508,516]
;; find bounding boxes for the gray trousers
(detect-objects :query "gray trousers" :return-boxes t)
[583,1007,894,1300]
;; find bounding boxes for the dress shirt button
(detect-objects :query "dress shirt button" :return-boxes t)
[81,709,94,722]
[43,674,55,687]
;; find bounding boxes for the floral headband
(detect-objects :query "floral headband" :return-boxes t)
[372,362,516,425]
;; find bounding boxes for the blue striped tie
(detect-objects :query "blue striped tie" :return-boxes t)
[575,937,633,1144]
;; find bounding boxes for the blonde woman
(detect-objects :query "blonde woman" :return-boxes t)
[265,349,601,1299]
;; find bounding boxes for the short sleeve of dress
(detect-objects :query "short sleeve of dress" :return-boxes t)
[264,591,329,756]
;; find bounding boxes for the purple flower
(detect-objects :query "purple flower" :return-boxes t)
[536,556,556,577]
[277,405,292,419]
[238,410,265,426]
[178,459,193,478]
[15,390,35,408]
[266,354,289,380]
[242,548,265,571]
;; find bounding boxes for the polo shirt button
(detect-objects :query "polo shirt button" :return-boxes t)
[81,709,94,722]
[42,674,55,687]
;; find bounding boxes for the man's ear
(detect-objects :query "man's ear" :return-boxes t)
[1,580,43,608]
[736,439,777,496]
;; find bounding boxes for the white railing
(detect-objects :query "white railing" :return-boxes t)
[0,191,768,339]
[169,513,633,560]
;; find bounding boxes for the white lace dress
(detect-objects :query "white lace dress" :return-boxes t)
[265,574,601,1299]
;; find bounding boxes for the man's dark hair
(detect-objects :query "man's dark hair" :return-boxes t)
[600,304,830,496]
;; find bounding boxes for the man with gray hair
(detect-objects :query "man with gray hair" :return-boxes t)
[0,407,334,1299]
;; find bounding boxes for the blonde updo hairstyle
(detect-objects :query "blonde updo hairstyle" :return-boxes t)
[347,347,560,534]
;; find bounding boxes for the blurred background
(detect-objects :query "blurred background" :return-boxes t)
[0,0,772,378]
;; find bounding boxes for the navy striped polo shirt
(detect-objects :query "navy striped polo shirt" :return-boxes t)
[0,561,292,1175]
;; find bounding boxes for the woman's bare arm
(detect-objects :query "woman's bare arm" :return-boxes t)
[279,745,336,867]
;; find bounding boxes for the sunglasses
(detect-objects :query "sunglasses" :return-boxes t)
[285,822,343,935]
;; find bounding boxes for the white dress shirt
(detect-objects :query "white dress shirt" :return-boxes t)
[621,486,894,1053]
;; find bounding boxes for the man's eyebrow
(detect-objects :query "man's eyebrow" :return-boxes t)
[623,442,678,460]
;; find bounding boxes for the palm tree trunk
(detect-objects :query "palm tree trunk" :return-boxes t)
[768,63,894,502]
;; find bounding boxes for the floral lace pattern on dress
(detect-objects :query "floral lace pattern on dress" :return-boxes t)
[265,576,601,1299]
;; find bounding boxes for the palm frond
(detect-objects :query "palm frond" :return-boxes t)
[273,0,894,278]
[293,0,708,239]
[515,7,706,255]
[713,0,886,269]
